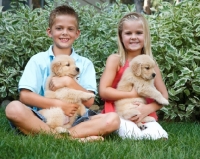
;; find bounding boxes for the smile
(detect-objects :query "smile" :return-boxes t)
[60,38,69,42]
[130,41,139,44]
[130,42,139,45]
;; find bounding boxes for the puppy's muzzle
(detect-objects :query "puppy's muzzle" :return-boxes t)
[152,73,156,78]
[76,67,80,72]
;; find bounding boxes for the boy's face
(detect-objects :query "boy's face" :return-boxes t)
[47,15,80,52]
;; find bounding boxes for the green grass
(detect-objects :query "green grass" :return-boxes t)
[0,108,200,159]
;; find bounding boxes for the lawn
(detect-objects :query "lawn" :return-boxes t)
[0,108,200,159]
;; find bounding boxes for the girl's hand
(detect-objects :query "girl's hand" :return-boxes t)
[49,76,73,91]
[129,102,149,123]
[129,87,140,98]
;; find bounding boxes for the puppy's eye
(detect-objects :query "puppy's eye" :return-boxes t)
[145,67,150,70]
[66,63,70,66]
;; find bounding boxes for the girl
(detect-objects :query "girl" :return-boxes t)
[99,12,168,140]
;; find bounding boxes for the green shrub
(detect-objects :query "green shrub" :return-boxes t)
[0,0,199,121]
[0,1,53,99]
[148,1,200,121]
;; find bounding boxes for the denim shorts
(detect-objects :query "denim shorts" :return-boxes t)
[9,108,47,134]
[72,109,97,126]
[9,107,97,133]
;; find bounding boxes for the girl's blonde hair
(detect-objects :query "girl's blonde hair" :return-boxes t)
[117,12,153,65]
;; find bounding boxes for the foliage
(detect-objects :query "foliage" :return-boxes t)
[0,0,200,121]
[0,0,53,100]
[148,0,200,121]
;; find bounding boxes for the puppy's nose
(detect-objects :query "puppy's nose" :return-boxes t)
[76,67,79,72]
[152,73,156,78]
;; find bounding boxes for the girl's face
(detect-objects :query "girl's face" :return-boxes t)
[121,20,144,55]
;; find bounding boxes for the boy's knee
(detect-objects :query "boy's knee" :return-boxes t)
[5,101,24,120]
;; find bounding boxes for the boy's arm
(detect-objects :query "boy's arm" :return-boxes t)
[18,55,79,116]
[50,76,95,107]
[69,81,95,108]
[19,89,79,117]
[76,60,96,107]
[48,60,96,108]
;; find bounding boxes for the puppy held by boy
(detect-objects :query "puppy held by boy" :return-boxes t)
[39,55,95,133]
[115,54,169,130]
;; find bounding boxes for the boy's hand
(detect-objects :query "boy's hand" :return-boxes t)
[49,76,74,91]
[63,103,79,117]
[56,100,79,117]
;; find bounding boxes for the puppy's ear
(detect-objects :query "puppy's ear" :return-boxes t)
[52,62,62,76]
[132,62,141,76]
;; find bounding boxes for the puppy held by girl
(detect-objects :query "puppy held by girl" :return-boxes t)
[115,54,169,130]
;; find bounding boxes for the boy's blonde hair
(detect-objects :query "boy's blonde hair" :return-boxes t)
[49,5,79,29]
[117,12,153,65]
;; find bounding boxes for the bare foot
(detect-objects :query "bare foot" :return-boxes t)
[76,136,104,142]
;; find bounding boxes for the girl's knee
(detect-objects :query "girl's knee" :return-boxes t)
[108,112,120,122]
[104,112,120,130]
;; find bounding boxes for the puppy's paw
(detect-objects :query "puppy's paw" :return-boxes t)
[139,125,147,130]
[156,98,169,105]
[55,127,68,134]
[64,123,72,129]
[80,93,95,101]
[137,123,147,130]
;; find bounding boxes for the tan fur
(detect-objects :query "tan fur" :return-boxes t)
[39,55,95,133]
[115,54,169,129]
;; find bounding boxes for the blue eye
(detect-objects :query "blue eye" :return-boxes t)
[136,31,143,34]
[125,32,131,35]
[69,28,73,30]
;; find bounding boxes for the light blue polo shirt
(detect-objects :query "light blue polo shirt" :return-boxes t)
[19,45,97,110]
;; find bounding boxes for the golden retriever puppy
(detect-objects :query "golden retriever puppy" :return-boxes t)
[115,54,169,130]
[39,55,95,133]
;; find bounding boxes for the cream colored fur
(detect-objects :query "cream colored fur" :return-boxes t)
[39,55,95,133]
[115,54,169,129]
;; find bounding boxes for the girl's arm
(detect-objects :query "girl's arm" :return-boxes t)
[154,65,168,100]
[131,65,168,122]
[99,54,139,101]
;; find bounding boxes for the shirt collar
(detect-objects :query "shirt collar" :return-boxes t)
[48,45,78,62]
[48,45,55,62]
[70,47,79,62]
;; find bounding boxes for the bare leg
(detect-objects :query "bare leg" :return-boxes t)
[68,113,120,138]
[6,101,120,141]
[5,101,55,134]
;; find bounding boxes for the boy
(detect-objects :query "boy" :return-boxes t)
[5,5,120,141]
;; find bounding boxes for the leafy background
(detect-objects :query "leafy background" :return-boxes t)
[0,0,199,121]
